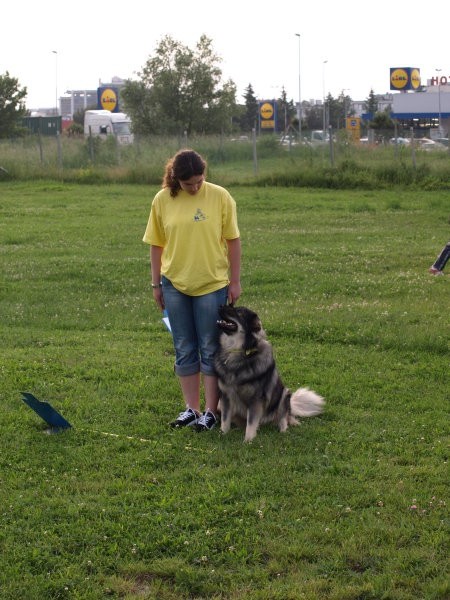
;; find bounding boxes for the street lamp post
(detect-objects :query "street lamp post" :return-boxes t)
[322,60,328,137]
[52,50,58,118]
[295,33,301,141]
[342,88,350,130]
[436,68,442,136]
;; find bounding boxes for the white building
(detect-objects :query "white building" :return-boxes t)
[392,84,450,136]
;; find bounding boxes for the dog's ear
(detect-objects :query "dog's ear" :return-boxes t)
[244,312,262,350]
[250,316,262,332]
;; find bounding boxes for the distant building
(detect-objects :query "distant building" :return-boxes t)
[60,90,97,118]
[27,77,128,118]
[22,115,62,136]
[351,94,393,118]
[391,83,450,136]
[60,77,126,118]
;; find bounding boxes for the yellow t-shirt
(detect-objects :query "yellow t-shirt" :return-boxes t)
[143,181,240,296]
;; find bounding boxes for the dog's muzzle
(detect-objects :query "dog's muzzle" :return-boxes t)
[217,319,238,333]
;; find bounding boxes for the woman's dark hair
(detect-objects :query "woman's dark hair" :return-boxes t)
[162,149,207,197]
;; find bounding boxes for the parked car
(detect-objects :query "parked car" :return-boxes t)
[436,137,449,147]
[415,139,447,151]
[389,137,410,145]
[230,135,249,142]
[279,135,298,146]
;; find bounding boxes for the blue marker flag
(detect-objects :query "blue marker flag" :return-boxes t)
[21,392,72,431]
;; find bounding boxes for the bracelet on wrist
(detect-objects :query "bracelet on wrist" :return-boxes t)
[151,282,162,288]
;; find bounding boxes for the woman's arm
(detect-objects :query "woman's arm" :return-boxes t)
[150,245,164,310]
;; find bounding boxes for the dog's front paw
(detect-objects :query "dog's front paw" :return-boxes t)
[221,423,231,435]
[278,416,288,432]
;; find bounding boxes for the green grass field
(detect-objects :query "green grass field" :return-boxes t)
[1,182,448,599]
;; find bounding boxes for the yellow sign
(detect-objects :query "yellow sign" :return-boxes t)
[389,67,421,91]
[346,117,361,142]
[260,102,274,120]
[100,87,118,112]
[411,68,421,89]
[390,68,409,90]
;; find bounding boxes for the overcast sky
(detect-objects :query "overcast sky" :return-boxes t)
[2,0,449,110]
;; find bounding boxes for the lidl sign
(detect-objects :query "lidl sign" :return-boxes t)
[97,86,119,112]
[259,100,277,130]
[390,68,421,91]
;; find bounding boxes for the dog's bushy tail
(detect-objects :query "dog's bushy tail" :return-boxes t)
[290,387,325,417]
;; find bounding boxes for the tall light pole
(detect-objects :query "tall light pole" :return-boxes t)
[52,50,58,117]
[322,60,328,137]
[342,88,350,130]
[295,33,301,141]
[436,68,442,136]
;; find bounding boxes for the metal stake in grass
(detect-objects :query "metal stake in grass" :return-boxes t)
[21,392,72,434]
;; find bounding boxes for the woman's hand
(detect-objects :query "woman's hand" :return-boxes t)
[153,287,165,311]
[228,281,241,305]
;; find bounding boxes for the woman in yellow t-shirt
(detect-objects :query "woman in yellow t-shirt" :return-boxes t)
[143,149,241,431]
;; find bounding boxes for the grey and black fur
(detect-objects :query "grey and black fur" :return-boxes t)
[215,304,324,442]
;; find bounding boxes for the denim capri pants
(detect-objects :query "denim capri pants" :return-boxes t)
[161,276,228,377]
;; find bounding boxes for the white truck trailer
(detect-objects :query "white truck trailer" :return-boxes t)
[84,110,133,145]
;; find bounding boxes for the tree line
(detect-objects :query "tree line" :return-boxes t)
[0,35,394,139]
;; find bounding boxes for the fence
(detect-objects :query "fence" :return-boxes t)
[0,129,449,185]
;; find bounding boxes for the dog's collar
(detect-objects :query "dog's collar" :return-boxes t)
[226,348,258,357]
[224,347,258,366]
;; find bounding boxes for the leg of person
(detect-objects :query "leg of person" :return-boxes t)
[430,241,450,273]
[195,374,220,432]
[162,277,201,427]
[178,373,201,413]
[203,374,220,414]
[170,374,201,428]
[193,286,228,431]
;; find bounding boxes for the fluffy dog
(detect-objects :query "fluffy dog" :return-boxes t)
[215,304,324,442]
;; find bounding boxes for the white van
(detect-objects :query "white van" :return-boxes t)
[84,110,133,145]
[310,130,330,145]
